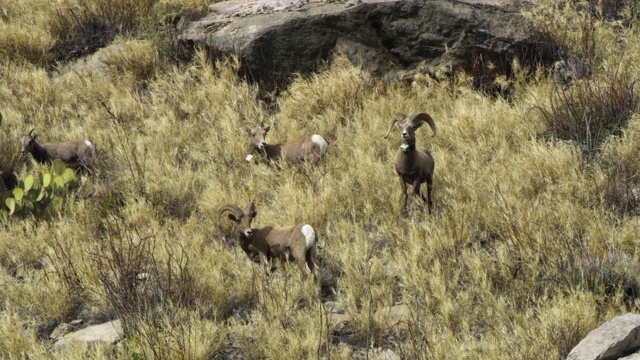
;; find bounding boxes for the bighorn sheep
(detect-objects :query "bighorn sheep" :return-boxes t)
[19,129,96,172]
[244,123,328,164]
[219,202,319,280]
[384,112,437,215]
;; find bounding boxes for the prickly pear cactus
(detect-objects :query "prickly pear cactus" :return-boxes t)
[4,159,79,218]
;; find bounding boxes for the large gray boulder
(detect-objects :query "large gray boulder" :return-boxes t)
[176,0,553,87]
[568,314,640,360]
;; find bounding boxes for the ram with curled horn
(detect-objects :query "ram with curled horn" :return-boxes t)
[218,201,319,280]
[384,112,437,215]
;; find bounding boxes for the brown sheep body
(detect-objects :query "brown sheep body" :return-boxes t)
[245,123,328,164]
[19,129,96,172]
[385,112,437,215]
[219,202,319,280]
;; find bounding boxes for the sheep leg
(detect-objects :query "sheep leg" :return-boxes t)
[414,178,433,215]
[306,246,319,282]
[412,178,424,213]
[294,247,312,280]
[425,175,433,215]
[400,177,408,216]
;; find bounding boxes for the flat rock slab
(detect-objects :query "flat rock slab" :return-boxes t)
[176,0,552,88]
[53,319,123,349]
[568,313,640,360]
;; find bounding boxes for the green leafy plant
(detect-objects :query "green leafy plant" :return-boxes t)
[4,159,79,217]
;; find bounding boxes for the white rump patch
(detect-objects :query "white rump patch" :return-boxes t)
[311,134,328,154]
[301,224,316,250]
[85,140,96,155]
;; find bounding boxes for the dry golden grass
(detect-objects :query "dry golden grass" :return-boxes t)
[1,0,640,359]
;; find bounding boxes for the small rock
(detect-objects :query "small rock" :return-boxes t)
[568,313,640,360]
[50,323,72,340]
[328,312,351,335]
[54,319,123,350]
[324,301,345,314]
[374,304,411,331]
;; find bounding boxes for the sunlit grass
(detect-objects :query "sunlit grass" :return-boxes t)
[1,0,640,359]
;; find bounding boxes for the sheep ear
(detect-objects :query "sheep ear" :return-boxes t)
[264,125,270,133]
[227,213,237,222]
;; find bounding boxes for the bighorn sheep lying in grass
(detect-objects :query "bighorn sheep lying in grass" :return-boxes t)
[244,123,328,164]
[384,112,437,215]
[19,129,96,172]
[219,202,319,280]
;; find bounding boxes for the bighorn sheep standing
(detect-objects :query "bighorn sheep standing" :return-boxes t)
[219,202,319,280]
[19,129,96,172]
[244,123,328,164]
[384,112,437,215]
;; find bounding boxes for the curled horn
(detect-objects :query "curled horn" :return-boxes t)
[218,204,244,219]
[28,128,35,136]
[408,113,437,137]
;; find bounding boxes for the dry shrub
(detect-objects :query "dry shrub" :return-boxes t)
[558,246,640,305]
[536,64,640,158]
[89,218,199,326]
[600,115,640,216]
[573,0,640,21]
[49,0,155,62]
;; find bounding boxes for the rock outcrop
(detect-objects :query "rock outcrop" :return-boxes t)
[176,0,553,88]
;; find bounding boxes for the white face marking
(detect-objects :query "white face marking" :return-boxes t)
[244,229,253,238]
[301,224,316,249]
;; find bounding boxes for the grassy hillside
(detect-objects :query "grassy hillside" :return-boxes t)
[1,0,640,359]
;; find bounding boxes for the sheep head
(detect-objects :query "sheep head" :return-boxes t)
[384,112,436,150]
[19,128,37,155]
[219,202,257,238]
[245,123,271,152]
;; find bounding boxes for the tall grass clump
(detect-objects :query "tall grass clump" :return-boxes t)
[0,1,54,65]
